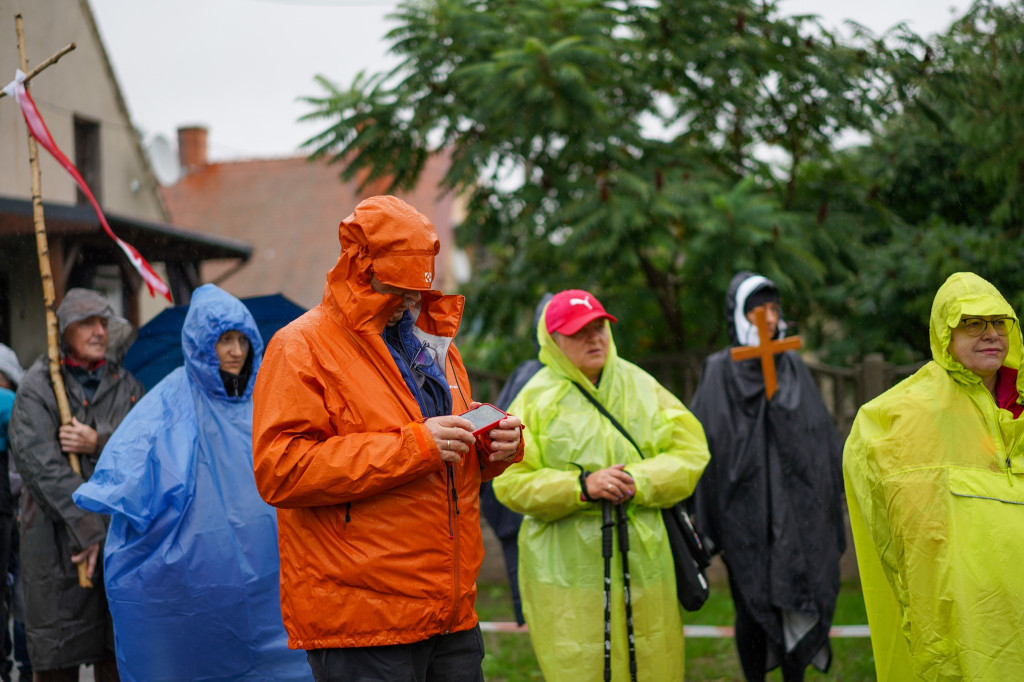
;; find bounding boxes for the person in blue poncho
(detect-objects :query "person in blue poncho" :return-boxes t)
[73,284,309,682]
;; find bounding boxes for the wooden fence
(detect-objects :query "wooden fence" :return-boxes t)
[469,352,925,438]
[804,354,925,437]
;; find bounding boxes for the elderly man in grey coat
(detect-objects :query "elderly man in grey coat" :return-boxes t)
[10,289,144,681]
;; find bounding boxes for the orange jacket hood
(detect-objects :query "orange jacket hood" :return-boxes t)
[324,195,463,337]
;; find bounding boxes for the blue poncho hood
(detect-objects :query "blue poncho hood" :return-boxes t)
[73,284,308,681]
[182,284,261,402]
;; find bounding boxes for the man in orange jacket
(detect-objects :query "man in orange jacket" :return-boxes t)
[252,195,524,681]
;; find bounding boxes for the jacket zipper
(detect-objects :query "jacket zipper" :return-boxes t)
[446,464,454,538]
[443,462,460,633]
[382,327,464,633]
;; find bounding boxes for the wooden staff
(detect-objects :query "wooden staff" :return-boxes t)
[9,14,91,589]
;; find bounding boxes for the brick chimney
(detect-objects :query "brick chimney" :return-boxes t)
[177,126,208,173]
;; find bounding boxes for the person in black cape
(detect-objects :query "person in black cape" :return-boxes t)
[690,272,845,682]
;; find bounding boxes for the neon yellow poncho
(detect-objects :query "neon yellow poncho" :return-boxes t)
[844,272,1024,681]
[492,315,709,682]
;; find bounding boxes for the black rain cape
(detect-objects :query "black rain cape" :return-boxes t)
[690,272,846,669]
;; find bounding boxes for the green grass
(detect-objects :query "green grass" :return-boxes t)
[476,581,875,681]
[476,582,543,681]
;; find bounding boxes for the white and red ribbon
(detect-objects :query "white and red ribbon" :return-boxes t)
[476,622,871,638]
[3,70,171,301]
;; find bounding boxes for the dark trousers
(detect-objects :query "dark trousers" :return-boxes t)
[730,574,807,682]
[8,521,28,680]
[734,603,805,682]
[0,514,12,682]
[31,647,119,682]
[307,625,485,682]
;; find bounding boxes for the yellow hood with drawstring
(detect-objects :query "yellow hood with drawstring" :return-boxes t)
[844,272,1024,681]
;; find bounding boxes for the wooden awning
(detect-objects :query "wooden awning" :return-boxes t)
[0,195,252,263]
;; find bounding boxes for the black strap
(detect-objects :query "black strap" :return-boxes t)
[573,463,597,502]
[572,382,645,459]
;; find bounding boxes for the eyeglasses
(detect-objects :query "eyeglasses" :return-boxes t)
[959,317,1017,337]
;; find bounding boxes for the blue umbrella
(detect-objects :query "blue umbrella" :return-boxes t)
[124,293,305,390]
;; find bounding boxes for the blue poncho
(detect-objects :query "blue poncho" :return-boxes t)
[74,284,309,681]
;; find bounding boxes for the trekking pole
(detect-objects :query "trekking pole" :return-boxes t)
[602,500,614,682]
[615,503,638,682]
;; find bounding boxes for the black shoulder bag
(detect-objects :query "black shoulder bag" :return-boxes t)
[573,382,710,611]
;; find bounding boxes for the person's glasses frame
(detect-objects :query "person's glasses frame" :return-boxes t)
[959,316,1017,337]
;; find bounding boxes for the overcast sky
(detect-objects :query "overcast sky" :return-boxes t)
[88,0,976,167]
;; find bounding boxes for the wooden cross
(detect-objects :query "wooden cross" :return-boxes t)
[729,305,803,400]
[1,15,90,587]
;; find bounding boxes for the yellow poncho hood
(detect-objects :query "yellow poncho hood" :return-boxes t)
[844,272,1024,681]
[929,271,1024,391]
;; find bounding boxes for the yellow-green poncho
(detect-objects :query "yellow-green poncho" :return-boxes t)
[844,272,1024,681]
[492,315,710,682]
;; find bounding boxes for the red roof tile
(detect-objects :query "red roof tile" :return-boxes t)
[161,154,458,310]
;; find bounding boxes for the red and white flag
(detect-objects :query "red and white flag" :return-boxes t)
[3,69,172,301]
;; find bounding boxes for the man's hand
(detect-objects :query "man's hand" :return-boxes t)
[71,542,100,580]
[59,417,98,455]
[486,415,523,462]
[425,415,476,463]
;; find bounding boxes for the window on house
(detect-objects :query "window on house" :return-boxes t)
[74,115,101,204]
[91,264,124,316]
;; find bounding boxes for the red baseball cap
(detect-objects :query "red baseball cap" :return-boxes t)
[545,289,618,335]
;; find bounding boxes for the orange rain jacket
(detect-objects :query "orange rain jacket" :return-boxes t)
[252,196,522,650]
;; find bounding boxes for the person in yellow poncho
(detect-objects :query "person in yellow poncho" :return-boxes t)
[493,289,710,681]
[844,272,1024,681]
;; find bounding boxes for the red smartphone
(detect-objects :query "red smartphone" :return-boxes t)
[459,403,508,435]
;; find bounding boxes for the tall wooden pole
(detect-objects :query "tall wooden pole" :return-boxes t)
[12,14,91,589]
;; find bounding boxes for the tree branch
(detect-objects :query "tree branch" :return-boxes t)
[635,249,686,344]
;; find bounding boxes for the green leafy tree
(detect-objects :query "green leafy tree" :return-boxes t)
[824,0,1024,362]
[301,0,893,369]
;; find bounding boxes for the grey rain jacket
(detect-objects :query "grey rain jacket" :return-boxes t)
[9,289,144,670]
